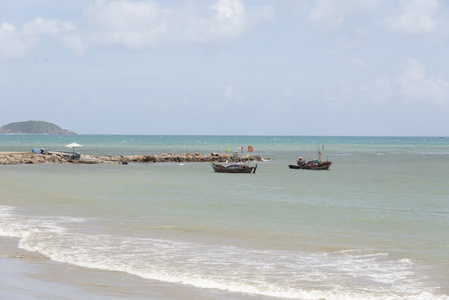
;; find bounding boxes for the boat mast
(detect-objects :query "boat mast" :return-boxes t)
[317,146,320,161]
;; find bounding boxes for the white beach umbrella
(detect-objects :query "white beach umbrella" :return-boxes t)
[65,143,82,155]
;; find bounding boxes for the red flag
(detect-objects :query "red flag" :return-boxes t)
[248,145,253,152]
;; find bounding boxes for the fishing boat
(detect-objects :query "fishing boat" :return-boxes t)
[288,146,332,170]
[211,162,257,174]
[289,161,332,170]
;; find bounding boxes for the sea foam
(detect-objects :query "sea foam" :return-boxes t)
[2,205,447,299]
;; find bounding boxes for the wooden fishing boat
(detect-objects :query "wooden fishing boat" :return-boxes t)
[289,146,332,170]
[288,161,332,170]
[304,161,332,170]
[211,162,257,173]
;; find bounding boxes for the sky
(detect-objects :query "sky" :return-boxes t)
[1,0,449,136]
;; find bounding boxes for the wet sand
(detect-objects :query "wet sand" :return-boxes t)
[0,237,263,300]
[1,237,180,299]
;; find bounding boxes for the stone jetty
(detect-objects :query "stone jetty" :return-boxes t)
[0,151,265,165]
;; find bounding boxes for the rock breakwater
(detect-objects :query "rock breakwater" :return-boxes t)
[0,152,265,165]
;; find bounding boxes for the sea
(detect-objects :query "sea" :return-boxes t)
[0,135,448,300]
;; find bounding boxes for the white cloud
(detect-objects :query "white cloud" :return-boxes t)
[350,59,448,106]
[1,0,273,59]
[0,18,86,59]
[212,0,246,32]
[22,17,75,36]
[25,18,87,55]
[307,0,380,33]
[397,59,449,105]
[382,0,440,34]
[83,0,169,48]
[0,22,38,59]
[83,0,274,48]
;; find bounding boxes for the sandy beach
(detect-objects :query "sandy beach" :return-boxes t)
[0,255,99,300]
[1,238,186,300]
[1,236,146,300]
[1,236,103,300]
[1,236,264,300]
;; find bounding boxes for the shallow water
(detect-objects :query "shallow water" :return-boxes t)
[1,135,449,299]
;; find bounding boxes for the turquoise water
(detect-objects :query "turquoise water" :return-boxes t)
[1,134,448,159]
[1,135,449,299]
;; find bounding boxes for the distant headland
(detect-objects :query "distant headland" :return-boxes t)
[0,121,77,135]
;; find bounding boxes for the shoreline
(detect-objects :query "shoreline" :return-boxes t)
[0,151,265,165]
[0,236,263,300]
[0,236,160,300]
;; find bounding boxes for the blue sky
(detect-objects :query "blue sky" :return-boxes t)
[1,0,448,136]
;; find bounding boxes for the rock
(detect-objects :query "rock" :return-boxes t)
[25,157,39,164]
[158,153,178,162]
[143,154,157,163]
[0,151,266,165]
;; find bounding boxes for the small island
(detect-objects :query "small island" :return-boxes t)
[0,120,77,135]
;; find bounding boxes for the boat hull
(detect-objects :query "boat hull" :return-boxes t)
[309,161,332,170]
[211,163,257,173]
[288,161,332,170]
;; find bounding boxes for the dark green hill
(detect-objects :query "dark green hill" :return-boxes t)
[0,121,77,135]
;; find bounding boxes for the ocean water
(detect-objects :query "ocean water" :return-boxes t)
[1,135,449,299]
